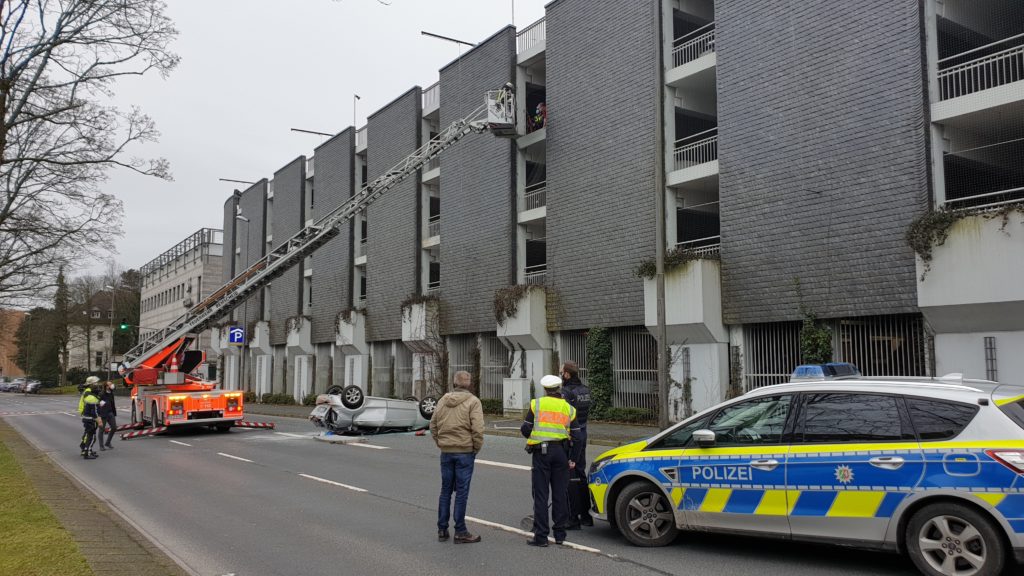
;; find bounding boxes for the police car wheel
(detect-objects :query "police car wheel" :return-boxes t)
[615,481,678,547]
[906,502,1006,576]
[340,386,364,409]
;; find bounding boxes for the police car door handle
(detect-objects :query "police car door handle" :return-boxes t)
[869,456,905,470]
[750,459,779,472]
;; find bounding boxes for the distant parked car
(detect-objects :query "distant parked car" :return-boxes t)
[309,385,437,434]
[22,380,42,394]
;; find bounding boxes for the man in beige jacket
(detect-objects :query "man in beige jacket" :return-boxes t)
[430,370,484,544]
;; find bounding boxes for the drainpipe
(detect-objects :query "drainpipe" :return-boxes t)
[654,0,669,430]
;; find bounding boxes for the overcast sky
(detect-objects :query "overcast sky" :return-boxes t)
[96,0,546,276]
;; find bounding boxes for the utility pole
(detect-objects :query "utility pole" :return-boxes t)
[105,285,116,381]
[236,214,251,392]
[654,1,669,430]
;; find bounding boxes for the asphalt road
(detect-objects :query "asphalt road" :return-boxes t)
[1,394,921,576]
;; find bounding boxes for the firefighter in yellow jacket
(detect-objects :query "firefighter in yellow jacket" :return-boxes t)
[78,376,101,459]
[520,374,582,547]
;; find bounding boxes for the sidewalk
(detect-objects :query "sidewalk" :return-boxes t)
[244,403,659,447]
[0,420,189,576]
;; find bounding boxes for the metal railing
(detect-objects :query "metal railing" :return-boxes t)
[422,82,440,111]
[428,215,440,238]
[673,128,718,171]
[611,328,659,423]
[938,34,1024,100]
[835,314,926,378]
[524,181,547,210]
[672,23,715,68]
[140,228,224,280]
[356,126,367,149]
[944,186,1024,211]
[480,335,510,400]
[675,236,721,256]
[517,17,546,54]
[524,264,547,285]
[743,321,803,391]
[427,280,441,293]
[426,157,440,172]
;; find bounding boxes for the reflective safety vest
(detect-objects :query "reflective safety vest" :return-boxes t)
[527,396,576,445]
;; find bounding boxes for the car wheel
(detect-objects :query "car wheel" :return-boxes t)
[614,481,679,547]
[326,385,344,396]
[906,502,1006,576]
[340,385,364,409]
[419,396,437,419]
[404,396,418,402]
[214,423,232,433]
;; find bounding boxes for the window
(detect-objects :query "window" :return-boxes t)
[906,397,978,440]
[96,331,104,341]
[91,310,101,319]
[706,395,791,446]
[95,352,103,369]
[107,311,113,319]
[985,336,998,381]
[800,393,911,443]
[651,417,708,449]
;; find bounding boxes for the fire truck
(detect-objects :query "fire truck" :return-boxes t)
[116,87,516,436]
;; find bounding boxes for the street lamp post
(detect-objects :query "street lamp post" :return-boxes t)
[236,214,250,392]
[104,285,115,381]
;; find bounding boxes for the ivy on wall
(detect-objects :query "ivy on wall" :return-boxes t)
[586,327,613,419]
[633,246,720,280]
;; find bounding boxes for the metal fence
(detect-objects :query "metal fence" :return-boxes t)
[480,335,510,400]
[371,342,393,398]
[394,345,413,399]
[448,334,475,385]
[672,23,715,68]
[524,181,547,210]
[835,314,927,377]
[611,328,658,422]
[558,331,588,383]
[743,321,803,391]
[673,129,718,171]
[938,35,1024,100]
[517,17,546,54]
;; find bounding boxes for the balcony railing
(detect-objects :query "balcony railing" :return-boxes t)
[524,181,547,210]
[426,156,440,172]
[517,17,546,54]
[524,264,547,285]
[428,215,440,238]
[938,34,1024,100]
[356,126,367,149]
[673,128,718,171]
[423,82,440,111]
[676,236,721,257]
[427,280,441,293]
[672,23,716,68]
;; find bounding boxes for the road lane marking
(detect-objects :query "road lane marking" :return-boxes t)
[465,516,601,553]
[61,412,76,417]
[298,473,367,493]
[273,432,308,438]
[217,452,253,463]
[169,440,192,447]
[477,459,530,471]
[349,442,389,450]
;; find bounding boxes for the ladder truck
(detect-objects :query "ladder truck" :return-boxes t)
[116,87,517,437]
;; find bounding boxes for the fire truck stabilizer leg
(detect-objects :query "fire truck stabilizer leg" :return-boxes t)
[120,426,169,441]
[233,421,276,429]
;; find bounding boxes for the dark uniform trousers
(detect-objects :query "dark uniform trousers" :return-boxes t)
[569,425,591,522]
[531,441,570,541]
[80,419,97,452]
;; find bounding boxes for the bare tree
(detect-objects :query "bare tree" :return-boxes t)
[70,272,102,369]
[0,1,179,306]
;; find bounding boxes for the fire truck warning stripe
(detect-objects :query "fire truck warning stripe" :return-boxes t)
[298,473,367,493]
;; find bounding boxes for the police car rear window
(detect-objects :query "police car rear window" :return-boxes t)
[905,397,978,440]
[998,398,1024,431]
[800,393,911,443]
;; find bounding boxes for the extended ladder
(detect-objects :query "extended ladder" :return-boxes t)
[122,89,515,370]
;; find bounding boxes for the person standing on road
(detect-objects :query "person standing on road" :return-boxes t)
[97,380,117,451]
[560,360,593,529]
[521,375,582,547]
[78,377,101,459]
[429,370,483,544]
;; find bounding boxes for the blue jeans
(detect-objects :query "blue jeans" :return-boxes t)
[437,452,475,533]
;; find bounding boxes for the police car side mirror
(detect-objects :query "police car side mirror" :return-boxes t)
[694,429,716,448]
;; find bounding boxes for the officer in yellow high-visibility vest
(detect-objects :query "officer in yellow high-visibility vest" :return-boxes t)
[520,374,582,547]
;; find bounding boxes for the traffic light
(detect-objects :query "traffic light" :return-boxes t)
[119,318,129,331]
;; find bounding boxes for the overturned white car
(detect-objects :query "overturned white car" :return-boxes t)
[309,385,438,434]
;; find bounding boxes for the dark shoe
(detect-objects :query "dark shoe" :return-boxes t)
[556,539,565,545]
[105,443,113,449]
[580,515,594,527]
[99,445,105,451]
[566,523,581,531]
[526,537,548,547]
[82,452,97,460]
[554,533,566,545]
[437,529,449,542]
[454,532,481,544]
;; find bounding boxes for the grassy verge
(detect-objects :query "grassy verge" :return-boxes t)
[0,438,92,576]
[39,385,78,395]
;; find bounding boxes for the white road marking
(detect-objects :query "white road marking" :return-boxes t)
[298,473,367,493]
[273,432,308,438]
[119,408,130,413]
[476,459,531,471]
[465,516,601,553]
[349,442,389,450]
[61,412,76,417]
[169,440,192,447]
[217,452,253,463]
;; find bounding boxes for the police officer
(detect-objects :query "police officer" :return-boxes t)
[521,374,582,547]
[78,377,101,459]
[560,361,593,529]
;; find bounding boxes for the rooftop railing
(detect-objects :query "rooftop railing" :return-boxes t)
[672,23,716,68]
[938,33,1024,100]
[517,17,546,54]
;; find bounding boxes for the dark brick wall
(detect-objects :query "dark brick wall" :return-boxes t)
[716,0,929,324]
[311,129,355,343]
[439,27,516,335]
[270,159,306,344]
[237,180,267,328]
[365,88,421,341]
[546,0,659,330]
[222,195,238,285]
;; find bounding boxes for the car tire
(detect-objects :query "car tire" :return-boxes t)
[404,396,418,402]
[419,396,437,419]
[614,481,679,547]
[214,423,232,433]
[326,385,344,396]
[340,385,364,409]
[906,502,1006,576]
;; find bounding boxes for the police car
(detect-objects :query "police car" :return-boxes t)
[588,372,1024,576]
